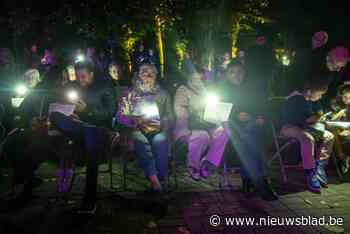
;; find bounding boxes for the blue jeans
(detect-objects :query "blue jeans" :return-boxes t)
[131,131,169,180]
[228,120,266,183]
[50,112,105,204]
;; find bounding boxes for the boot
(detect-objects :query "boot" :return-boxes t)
[305,168,321,193]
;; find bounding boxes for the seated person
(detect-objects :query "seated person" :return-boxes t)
[218,60,277,201]
[280,79,334,193]
[327,84,350,174]
[4,62,115,214]
[116,63,173,193]
[49,62,116,212]
[174,69,230,181]
[16,69,46,127]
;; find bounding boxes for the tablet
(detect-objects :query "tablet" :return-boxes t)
[326,121,350,129]
[11,98,24,108]
[48,103,75,116]
[204,102,233,124]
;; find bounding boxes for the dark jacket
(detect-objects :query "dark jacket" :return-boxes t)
[18,82,53,128]
[280,92,313,127]
[78,80,116,128]
[217,80,267,123]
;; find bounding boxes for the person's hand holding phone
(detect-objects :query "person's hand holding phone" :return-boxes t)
[147,119,161,128]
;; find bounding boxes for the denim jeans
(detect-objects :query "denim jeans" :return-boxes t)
[228,120,266,183]
[131,131,168,180]
[50,112,104,204]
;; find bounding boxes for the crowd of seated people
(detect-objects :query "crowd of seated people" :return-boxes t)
[1,37,350,215]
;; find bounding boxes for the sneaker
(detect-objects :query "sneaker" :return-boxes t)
[187,167,200,181]
[316,160,328,187]
[305,169,321,193]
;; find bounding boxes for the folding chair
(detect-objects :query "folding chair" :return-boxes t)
[68,131,119,194]
[268,120,300,183]
[267,97,302,183]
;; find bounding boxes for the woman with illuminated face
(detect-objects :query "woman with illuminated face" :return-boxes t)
[108,62,120,85]
[62,65,76,86]
[116,63,173,192]
[174,57,230,182]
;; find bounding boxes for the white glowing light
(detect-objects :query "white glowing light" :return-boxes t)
[16,85,28,96]
[142,104,159,118]
[75,54,85,63]
[67,90,79,101]
[282,55,290,66]
[206,93,219,107]
[326,121,350,129]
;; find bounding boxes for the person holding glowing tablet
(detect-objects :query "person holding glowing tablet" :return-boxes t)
[174,68,230,181]
[49,62,115,213]
[116,63,173,193]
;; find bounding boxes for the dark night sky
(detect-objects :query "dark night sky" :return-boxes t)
[0,0,348,46]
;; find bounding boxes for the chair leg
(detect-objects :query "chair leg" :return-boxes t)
[273,141,288,183]
[122,153,127,191]
[108,151,114,190]
[277,151,288,183]
[222,162,231,190]
[67,145,78,194]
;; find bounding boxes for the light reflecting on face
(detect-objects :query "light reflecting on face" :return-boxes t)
[342,93,350,105]
[67,66,76,81]
[138,65,157,89]
[223,52,231,61]
[109,65,119,81]
[76,69,93,87]
[227,65,245,86]
[139,65,156,80]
